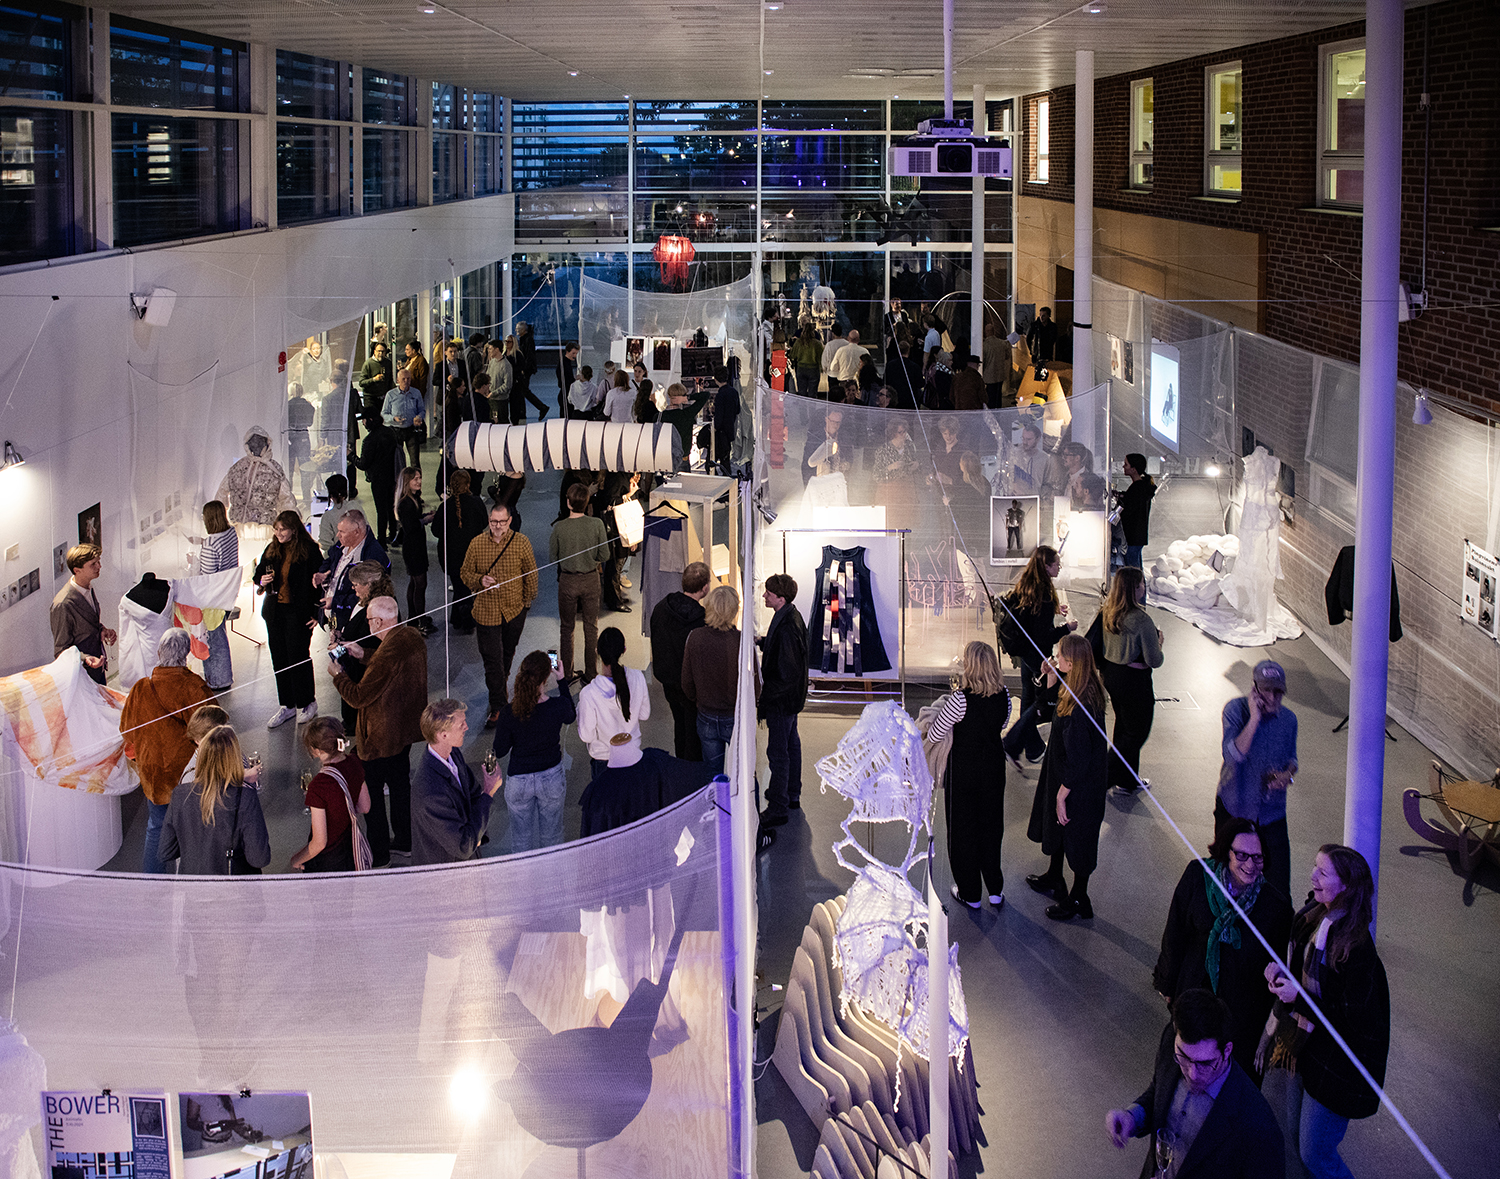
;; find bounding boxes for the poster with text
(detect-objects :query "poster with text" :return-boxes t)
[991,495,1040,566]
[1149,343,1181,453]
[43,1090,170,1179]
[1461,540,1499,639]
[178,1092,313,1179]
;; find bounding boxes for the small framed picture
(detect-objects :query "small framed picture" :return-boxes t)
[78,503,102,548]
[992,495,1041,566]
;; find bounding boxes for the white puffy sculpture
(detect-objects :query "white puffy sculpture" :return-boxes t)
[815,700,932,874]
[1219,447,1282,631]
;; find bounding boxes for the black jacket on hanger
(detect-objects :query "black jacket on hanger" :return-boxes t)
[1324,545,1402,641]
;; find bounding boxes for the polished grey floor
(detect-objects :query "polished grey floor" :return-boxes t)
[105,438,1499,1179]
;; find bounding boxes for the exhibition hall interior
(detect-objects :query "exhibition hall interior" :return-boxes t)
[2,0,1498,1176]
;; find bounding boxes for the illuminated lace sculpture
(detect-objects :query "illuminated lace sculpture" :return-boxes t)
[818,701,969,1076]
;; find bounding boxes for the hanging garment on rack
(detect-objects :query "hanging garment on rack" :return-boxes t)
[808,545,892,675]
[640,513,686,638]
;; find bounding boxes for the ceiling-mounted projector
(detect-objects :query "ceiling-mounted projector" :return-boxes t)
[890,118,1012,178]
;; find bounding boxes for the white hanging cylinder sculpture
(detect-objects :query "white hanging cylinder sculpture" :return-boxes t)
[448,421,682,474]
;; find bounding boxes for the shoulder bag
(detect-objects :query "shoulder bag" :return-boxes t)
[224,786,262,876]
[321,764,373,872]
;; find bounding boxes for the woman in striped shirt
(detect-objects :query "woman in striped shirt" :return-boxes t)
[197,500,239,691]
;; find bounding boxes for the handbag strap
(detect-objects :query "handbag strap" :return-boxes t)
[320,763,372,871]
[321,765,360,824]
[224,784,242,875]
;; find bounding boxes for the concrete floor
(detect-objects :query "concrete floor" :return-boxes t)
[104,434,1500,1178]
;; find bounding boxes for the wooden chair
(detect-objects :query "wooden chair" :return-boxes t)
[1403,760,1500,875]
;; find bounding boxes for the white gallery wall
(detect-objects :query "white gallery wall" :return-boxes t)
[0,194,514,677]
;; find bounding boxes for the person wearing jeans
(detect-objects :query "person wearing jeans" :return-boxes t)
[758,574,807,828]
[118,628,216,873]
[492,652,577,852]
[682,584,743,776]
[195,500,239,690]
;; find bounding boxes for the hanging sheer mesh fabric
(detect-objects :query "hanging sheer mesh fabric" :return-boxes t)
[0,789,730,1176]
[578,276,755,360]
[754,388,1111,676]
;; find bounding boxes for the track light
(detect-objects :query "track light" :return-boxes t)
[1205,462,1221,477]
[1412,389,1433,425]
[2,441,24,471]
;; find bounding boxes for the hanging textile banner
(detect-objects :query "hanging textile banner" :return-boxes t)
[450,421,683,474]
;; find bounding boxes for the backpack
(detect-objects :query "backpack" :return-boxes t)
[993,593,1027,658]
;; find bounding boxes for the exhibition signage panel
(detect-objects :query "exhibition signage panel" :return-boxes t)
[43,1090,171,1179]
[1461,540,1499,640]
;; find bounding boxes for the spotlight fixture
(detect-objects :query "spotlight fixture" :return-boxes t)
[1413,388,1434,425]
[1,441,24,471]
[1205,462,1221,478]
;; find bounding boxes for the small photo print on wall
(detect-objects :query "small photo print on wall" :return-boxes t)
[77,503,102,548]
[178,1091,314,1179]
[53,542,67,579]
[991,495,1040,565]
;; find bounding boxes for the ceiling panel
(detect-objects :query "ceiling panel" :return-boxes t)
[106,1,1425,101]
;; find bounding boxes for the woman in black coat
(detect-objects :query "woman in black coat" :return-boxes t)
[1258,844,1390,1179]
[1153,817,1293,1083]
[997,545,1078,766]
[430,469,487,633]
[1025,632,1108,920]
[395,466,435,635]
[254,510,321,728]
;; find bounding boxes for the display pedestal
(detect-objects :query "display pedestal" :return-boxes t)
[0,778,123,872]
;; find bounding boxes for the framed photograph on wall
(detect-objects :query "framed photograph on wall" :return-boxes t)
[991,495,1040,565]
[77,503,102,548]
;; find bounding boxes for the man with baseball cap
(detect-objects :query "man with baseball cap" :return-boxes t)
[1216,659,1299,897]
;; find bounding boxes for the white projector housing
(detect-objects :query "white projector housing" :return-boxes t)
[890,139,1012,178]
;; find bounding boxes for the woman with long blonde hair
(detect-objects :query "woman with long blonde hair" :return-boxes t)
[1024,631,1109,920]
[395,466,434,636]
[159,725,271,875]
[925,641,1011,909]
[1098,564,1162,793]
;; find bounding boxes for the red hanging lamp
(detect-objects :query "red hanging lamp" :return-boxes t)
[653,234,695,288]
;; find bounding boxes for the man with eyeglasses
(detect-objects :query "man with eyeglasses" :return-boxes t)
[1216,659,1299,898]
[1106,988,1284,1178]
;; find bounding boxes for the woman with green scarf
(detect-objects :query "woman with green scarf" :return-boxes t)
[1152,817,1293,1083]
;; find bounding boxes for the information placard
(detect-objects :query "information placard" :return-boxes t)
[43,1090,171,1179]
[1461,539,1498,639]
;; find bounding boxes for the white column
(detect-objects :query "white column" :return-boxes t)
[416,79,433,207]
[87,9,112,250]
[971,84,985,360]
[249,42,275,230]
[1073,50,1094,388]
[927,876,949,1179]
[1345,0,1404,920]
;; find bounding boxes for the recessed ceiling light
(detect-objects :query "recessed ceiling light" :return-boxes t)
[1085,0,1106,11]
[764,69,774,76]
[420,3,435,12]
[765,2,783,10]
[568,70,579,76]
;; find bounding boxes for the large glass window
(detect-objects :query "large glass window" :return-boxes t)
[0,2,75,102]
[1029,96,1049,182]
[761,101,883,131]
[475,133,502,196]
[512,136,628,190]
[433,131,465,202]
[1,107,73,263]
[761,134,883,189]
[471,91,501,134]
[512,102,628,133]
[634,194,757,243]
[277,122,347,223]
[432,81,459,129]
[110,16,245,111]
[363,128,413,212]
[891,100,972,131]
[1205,64,1242,195]
[362,69,414,126]
[276,49,350,121]
[634,135,756,190]
[112,113,242,245]
[1130,78,1153,189]
[1320,41,1364,208]
[633,101,756,131]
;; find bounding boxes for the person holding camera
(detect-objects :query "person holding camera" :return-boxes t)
[1216,660,1299,899]
[491,651,577,852]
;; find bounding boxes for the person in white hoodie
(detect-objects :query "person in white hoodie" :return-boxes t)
[577,626,651,777]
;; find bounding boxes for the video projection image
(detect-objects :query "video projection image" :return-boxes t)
[1149,342,1181,453]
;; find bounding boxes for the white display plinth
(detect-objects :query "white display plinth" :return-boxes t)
[0,777,123,871]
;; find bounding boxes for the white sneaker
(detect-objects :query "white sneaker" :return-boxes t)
[267,706,296,729]
[297,701,318,723]
[988,893,1005,908]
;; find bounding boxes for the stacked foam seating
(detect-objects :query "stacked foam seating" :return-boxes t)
[775,895,979,1179]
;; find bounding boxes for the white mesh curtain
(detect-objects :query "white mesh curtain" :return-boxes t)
[2,790,730,1177]
[579,276,755,353]
[126,362,219,579]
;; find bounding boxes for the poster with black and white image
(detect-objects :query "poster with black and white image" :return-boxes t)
[178,1091,313,1179]
[991,495,1040,565]
[43,1090,171,1179]
[1461,539,1499,639]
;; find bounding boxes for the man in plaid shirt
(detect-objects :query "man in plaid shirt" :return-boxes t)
[460,504,538,727]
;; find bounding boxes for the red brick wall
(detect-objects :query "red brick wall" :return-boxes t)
[1021,0,1500,415]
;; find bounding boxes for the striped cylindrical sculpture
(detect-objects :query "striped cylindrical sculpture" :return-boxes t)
[448,420,682,474]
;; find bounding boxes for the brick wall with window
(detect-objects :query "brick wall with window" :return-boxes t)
[1021,0,1500,417]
